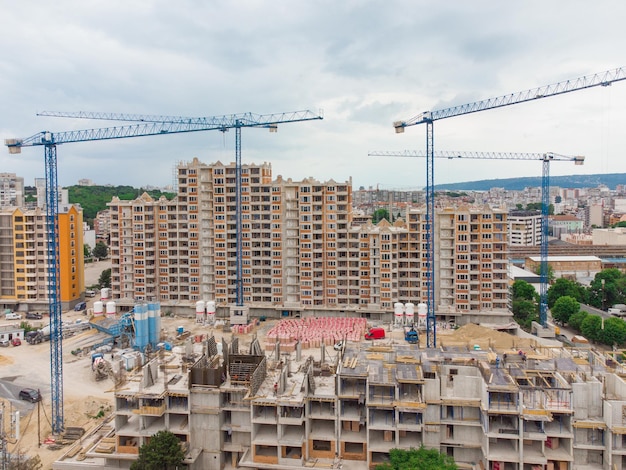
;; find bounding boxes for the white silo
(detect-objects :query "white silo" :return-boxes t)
[105,301,116,318]
[417,303,427,319]
[206,300,216,324]
[394,302,404,326]
[417,303,427,327]
[101,287,111,300]
[405,302,415,326]
[195,301,205,324]
[93,301,104,316]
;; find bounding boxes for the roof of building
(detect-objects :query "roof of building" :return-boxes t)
[527,255,602,262]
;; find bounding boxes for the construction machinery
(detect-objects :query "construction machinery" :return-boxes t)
[392,66,626,348]
[36,109,323,309]
[5,109,321,434]
[404,327,419,344]
[91,353,113,382]
[369,150,584,332]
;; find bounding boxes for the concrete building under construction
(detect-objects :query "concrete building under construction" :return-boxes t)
[53,325,626,470]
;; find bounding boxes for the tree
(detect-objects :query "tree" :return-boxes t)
[600,317,626,347]
[581,315,603,343]
[533,264,555,283]
[568,310,588,332]
[93,241,109,260]
[551,296,580,325]
[130,430,184,470]
[511,280,537,302]
[375,447,457,470]
[373,209,391,224]
[587,268,626,310]
[84,244,92,258]
[99,268,111,288]
[512,299,538,330]
[547,278,587,308]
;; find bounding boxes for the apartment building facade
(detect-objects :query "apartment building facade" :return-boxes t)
[508,210,541,246]
[108,159,510,323]
[0,172,24,208]
[0,204,84,311]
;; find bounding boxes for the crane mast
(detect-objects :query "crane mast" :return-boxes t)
[393,66,624,348]
[6,109,322,433]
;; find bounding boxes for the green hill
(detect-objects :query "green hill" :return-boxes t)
[65,185,175,223]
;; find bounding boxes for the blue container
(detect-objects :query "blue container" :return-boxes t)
[134,303,148,350]
[148,302,157,346]
[148,302,161,346]
[177,326,184,335]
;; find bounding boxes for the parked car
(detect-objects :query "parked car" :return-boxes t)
[25,312,43,320]
[18,388,41,403]
[85,290,96,297]
[0,339,9,347]
[5,312,21,320]
[74,301,87,312]
[11,338,21,346]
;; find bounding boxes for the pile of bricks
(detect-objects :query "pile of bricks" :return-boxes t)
[265,317,367,350]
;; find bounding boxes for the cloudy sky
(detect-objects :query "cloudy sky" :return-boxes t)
[1,1,625,191]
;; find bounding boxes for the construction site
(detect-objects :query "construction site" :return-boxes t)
[31,311,626,470]
[3,68,625,470]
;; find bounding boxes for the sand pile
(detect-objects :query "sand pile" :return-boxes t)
[438,323,535,350]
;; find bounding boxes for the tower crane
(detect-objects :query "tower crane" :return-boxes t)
[38,110,324,308]
[5,109,322,433]
[392,66,626,348]
[369,150,584,344]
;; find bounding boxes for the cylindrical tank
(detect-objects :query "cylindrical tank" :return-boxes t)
[101,288,110,300]
[105,301,116,318]
[154,303,161,343]
[195,300,205,323]
[206,300,216,323]
[148,302,159,345]
[405,302,415,324]
[394,302,404,325]
[93,301,104,316]
[134,303,148,351]
[417,303,428,318]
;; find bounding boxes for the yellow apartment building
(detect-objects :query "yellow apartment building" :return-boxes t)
[0,204,84,312]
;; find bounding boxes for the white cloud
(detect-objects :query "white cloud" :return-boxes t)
[1,0,625,189]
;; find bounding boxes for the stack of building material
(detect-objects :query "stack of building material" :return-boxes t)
[265,317,368,349]
[95,437,116,453]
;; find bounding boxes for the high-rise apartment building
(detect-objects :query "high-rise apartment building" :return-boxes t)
[108,159,510,323]
[0,204,84,311]
[508,210,541,246]
[0,172,24,208]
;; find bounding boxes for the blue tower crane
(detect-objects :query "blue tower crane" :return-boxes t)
[38,110,324,308]
[5,109,321,433]
[369,150,584,340]
[392,66,626,348]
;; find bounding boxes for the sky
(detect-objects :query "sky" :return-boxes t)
[1,1,626,191]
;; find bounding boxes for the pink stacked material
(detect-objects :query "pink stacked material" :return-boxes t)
[232,324,255,335]
[265,317,367,349]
